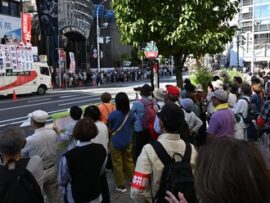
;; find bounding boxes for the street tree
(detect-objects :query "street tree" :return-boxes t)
[112,0,238,87]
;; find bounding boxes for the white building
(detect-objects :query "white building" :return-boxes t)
[238,0,270,69]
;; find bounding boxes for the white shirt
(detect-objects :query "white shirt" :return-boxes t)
[22,127,58,169]
[91,121,109,153]
[183,110,203,133]
[233,96,250,128]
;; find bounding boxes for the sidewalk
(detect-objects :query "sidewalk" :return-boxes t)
[107,171,133,203]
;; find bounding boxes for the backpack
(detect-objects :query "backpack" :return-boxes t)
[0,158,44,203]
[140,99,156,130]
[239,97,258,141]
[150,141,197,203]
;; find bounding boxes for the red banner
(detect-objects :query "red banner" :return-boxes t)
[21,13,32,45]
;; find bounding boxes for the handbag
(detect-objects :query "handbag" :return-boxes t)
[109,112,130,137]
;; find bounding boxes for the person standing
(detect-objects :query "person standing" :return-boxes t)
[207,90,235,138]
[131,84,153,160]
[22,110,60,203]
[58,118,107,203]
[0,128,44,191]
[233,83,252,140]
[53,106,82,150]
[131,103,197,202]
[98,92,115,125]
[84,105,110,203]
[108,92,135,192]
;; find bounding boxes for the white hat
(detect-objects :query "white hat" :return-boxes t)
[212,79,224,90]
[21,110,48,127]
[153,88,165,101]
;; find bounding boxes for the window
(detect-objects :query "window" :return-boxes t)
[10,1,19,17]
[40,67,49,75]
[1,1,9,15]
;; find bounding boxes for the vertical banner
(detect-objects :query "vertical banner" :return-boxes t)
[21,13,32,45]
[3,45,11,70]
[69,52,76,73]
[10,45,18,71]
[0,45,4,73]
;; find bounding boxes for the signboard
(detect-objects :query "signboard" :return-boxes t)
[144,41,158,59]
[0,45,33,73]
[21,13,32,44]
[69,52,76,73]
[0,14,21,42]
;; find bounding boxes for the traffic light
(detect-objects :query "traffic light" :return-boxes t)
[105,36,111,44]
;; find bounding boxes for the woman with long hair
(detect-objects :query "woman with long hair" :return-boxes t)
[108,92,135,193]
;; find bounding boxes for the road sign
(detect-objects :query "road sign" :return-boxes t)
[144,41,158,59]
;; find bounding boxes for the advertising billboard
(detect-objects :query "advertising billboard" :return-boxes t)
[0,14,21,41]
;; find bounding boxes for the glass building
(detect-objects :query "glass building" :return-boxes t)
[239,0,270,68]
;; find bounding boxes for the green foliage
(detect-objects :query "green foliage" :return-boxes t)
[191,68,242,92]
[112,0,239,85]
[190,69,213,92]
[226,69,241,82]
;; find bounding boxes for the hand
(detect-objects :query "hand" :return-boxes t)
[165,191,188,203]
[52,126,60,134]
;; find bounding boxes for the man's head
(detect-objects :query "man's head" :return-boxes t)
[84,105,101,122]
[30,110,48,128]
[240,82,252,96]
[0,128,25,156]
[211,90,228,107]
[70,106,82,121]
[180,98,194,113]
[134,84,152,97]
[165,85,180,103]
[233,76,243,86]
[158,103,184,133]
[100,92,112,103]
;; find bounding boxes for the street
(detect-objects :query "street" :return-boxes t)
[0,77,177,129]
[0,77,176,203]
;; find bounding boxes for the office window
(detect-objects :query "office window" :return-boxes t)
[1,1,9,15]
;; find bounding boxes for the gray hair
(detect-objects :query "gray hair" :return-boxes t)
[0,128,25,156]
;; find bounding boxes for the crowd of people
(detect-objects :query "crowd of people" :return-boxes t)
[1,71,270,203]
[54,67,173,88]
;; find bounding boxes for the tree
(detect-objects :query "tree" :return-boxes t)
[112,0,238,87]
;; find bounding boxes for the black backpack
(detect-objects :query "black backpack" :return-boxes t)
[150,141,197,203]
[0,158,44,203]
[239,97,258,141]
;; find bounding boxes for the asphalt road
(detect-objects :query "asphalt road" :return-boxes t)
[0,76,177,134]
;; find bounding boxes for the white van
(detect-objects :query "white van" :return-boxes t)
[0,62,52,96]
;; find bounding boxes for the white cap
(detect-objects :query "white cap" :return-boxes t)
[212,79,224,90]
[20,110,48,127]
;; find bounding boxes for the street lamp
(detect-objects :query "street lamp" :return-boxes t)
[97,0,107,73]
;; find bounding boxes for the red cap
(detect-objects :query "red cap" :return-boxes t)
[166,85,180,97]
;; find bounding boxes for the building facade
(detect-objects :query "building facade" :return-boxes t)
[238,0,270,68]
[23,0,135,80]
[0,0,22,42]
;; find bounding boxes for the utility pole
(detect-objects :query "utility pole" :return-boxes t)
[96,0,107,73]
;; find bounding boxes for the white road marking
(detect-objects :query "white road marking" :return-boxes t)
[59,94,79,99]
[27,98,51,103]
[0,95,98,112]
[58,98,99,106]
[0,119,53,128]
